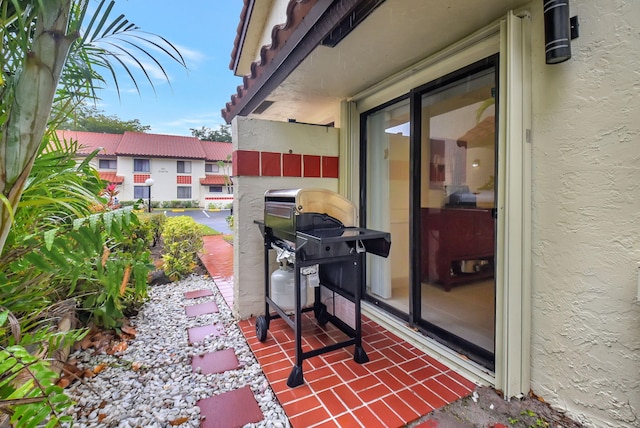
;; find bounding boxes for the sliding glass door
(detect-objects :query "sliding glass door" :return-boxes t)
[363,57,498,367]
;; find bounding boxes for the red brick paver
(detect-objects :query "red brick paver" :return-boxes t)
[200,235,234,308]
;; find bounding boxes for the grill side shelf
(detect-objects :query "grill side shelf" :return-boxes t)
[295,227,391,261]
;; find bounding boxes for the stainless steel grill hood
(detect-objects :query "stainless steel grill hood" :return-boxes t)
[264,188,358,242]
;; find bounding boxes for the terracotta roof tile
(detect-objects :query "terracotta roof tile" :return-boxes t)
[229,0,252,72]
[200,175,231,185]
[56,130,226,161]
[56,130,122,156]
[223,0,319,123]
[117,132,206,159]
[99,171,124,184]
[201,141,233,162]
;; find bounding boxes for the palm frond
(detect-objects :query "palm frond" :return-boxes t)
[63,0,187,102]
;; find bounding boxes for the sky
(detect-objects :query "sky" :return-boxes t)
[89,0,245,136]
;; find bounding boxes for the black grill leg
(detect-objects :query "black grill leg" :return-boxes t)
[287,365,304,388]
[353,346,369,364]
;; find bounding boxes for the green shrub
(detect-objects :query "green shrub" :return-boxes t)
[12,208,154,329]
[161,216,203,280]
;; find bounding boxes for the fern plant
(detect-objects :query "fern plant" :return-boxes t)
[0,309,87,427]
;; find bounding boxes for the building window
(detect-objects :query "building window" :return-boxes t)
[99,159,117,169]
[134,186,150,199]
[209,185,223,193]
[205,163,220,173]
[177,160,192,173]
[134,159,150,172]
[177,186,192,199]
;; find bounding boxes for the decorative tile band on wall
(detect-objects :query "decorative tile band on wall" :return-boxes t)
[133,174,151,183]
[204,196,234,201]
[177,175,192,184]
[232,150,338,178]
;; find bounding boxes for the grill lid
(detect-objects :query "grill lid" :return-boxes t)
[264,188,357,227]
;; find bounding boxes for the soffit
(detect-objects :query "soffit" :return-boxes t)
[227,0,530,125]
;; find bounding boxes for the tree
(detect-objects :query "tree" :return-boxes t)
[60,104,151,133]
[190,125,232,142]
[0,0,186,254]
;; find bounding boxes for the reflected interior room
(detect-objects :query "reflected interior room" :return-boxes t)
[365,67,497,358]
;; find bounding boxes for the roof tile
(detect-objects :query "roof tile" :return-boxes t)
[223,0,319,123]
[201,141,233,162]
[98,172,124,184]
[200,175,231,185]
[56,131,228,161]
[118,132,206,159]
[57,130,122,156]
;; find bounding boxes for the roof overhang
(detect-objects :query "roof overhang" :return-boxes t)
[223,0,364,124]
[223,0,531,125]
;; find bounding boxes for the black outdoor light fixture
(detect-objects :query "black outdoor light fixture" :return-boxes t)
[543,0,579,64]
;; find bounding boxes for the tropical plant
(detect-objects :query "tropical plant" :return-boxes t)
[0,0,186,256]
[1,1,186,425]
[59,103,151,133]
[0,149,153,426]
[161,216,204,280]
[1,132,152,334]
[190,125,232,142]
[217,154,233,195]
[0,332,84,427]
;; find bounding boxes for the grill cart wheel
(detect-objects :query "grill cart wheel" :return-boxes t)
[256,315,268,342]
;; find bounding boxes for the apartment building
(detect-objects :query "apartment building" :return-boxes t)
[57,130,233,208]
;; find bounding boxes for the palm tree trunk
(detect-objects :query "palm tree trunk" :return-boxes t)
[0,0,78,253]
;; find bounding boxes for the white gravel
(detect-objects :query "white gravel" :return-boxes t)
[64,274,290,428]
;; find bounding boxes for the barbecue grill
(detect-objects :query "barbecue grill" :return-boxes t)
[255,188,391,387]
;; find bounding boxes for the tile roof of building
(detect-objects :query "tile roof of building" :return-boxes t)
[223,0,318,123]
[98,172,124,184]
[201,141,233,162]
[57,130,123,156]
[200,175,231,185]
[56,130,231,161]
[117,132,206,159]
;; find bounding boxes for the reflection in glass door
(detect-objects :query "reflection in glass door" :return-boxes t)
[363,58,497,367]
[365,98,410,314]
[419,64,497,365]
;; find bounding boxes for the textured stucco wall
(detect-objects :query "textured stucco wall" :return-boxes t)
[115,157,205,203]
[232,117,340,318]
[528,1,640,426]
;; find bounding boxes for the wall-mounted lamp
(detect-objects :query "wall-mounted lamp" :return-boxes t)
[543,0,579,64]
[472,159,480,168]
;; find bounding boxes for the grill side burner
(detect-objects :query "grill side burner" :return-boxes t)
[256,188,391,388]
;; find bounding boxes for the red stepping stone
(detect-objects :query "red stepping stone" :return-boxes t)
[187,324,222,344]
[192,349,239,374]
[185,301,218,317]
[184,289,213,299]
[197,386,263,428]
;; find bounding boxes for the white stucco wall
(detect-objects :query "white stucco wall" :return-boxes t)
[115,157,207,204]
[232,117,340,318]
[528,1,640,426]
[229,1,639,426]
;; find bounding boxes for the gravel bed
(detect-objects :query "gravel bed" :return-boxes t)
[64,275,290,428]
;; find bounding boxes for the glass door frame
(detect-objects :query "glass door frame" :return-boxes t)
[359,54,500,369]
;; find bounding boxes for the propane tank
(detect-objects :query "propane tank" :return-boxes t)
[271,263,306,312]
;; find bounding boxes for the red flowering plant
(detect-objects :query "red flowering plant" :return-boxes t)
[102,183,121,210]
